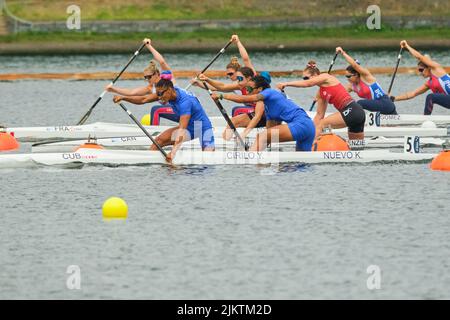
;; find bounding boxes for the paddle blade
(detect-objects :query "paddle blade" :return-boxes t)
[76,109,93,126]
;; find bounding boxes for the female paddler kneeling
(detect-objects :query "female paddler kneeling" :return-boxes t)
[277,61,366,143]
[106,38,178,125]
[393,40,450,115]
[114,79,215,162]
[211,76,315,152]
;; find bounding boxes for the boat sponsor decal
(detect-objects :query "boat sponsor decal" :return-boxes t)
[323,151,362,160]
[367,112,401,126]
[62,153,98,160]
[46,126,79,132]
[226,151,263,160]
[110,136,138,143]
[378,114,401,121]
[348,139,366,150]
[119,136,137,142]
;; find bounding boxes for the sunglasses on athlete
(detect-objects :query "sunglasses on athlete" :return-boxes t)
[418,68,425,73]
[345,74,356,79]
[303,76,310,80]
[144,73,156,80]
[237,76,244,82]
[156,89,168,97]
[226,72,235,77]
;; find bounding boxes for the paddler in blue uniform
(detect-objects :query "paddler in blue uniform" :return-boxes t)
[212,75,315,151]
[114,79,215,162]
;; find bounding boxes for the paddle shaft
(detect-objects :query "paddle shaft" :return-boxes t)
[118,103,168,158]
[203,83,247,150]
[76,42,147,125]
[309,52,339,111]
[387,47,404,95]
[184,41,233,90]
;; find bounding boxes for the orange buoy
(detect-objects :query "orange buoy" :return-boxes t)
[430,150,450,171]
[312,133,350,151]
[74,135,105,152]
[74,142,105,152]
[0,132,20,151]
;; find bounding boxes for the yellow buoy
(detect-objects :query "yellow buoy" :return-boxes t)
[102,197,128,220]
[141,114,151,126]
[430,150,450,171]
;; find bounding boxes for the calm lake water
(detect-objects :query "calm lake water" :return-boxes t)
[0,51,449,299]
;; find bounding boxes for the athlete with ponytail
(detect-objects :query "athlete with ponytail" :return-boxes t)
[106,38,178,125]
[392,40,450,115]
[192,35,271,140]
[277,61,366,142]
[336,47,397,115]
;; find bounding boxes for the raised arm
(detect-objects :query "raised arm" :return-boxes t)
[336,47,374,80]
[232,35,256,75]
[144,38,170,71]
[392,83,429,102]
[212,92,263,104]
[106,84,151,96]
[401,40,440,69]
[190,79,219,91]
[113,93,158,105]
[199,74,240,92]
[277,73,329,90]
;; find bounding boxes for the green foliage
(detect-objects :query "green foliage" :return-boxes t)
[1,26,448,44]
[7,0,450,21]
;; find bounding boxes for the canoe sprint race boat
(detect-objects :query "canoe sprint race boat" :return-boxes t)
[1,109,448,169]
[30,135,447,153]
[2,121,449,142]
[0,148,438,169]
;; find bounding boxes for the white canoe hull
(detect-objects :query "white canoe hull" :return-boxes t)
[31,135,447,153]
[210,112,450,127]
[5,121,450,142]
[363,113,450,127]
[0,148,438,169]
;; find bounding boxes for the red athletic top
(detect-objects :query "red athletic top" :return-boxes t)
[240,87,256,107]
[320,83,354,111]
[352,81,386,100]
[352,81,372,100]
[427,74,450,95]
